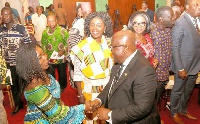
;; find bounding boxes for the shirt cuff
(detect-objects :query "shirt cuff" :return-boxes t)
[106,111,112,124]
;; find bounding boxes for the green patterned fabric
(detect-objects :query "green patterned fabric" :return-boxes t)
[41,25,69,64]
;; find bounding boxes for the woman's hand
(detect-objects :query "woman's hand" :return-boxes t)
[77,94,85,104]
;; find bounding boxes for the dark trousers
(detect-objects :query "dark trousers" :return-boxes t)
[170,73,198,115]
[7,65,23,107]
[156,81,168,105]
[50,62,67,89]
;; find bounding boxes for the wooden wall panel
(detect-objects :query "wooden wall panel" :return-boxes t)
[52,0,155,28]
[53,0,96,28]
[108,0,155,30]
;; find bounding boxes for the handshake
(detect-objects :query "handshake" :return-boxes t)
[84,99,111,121]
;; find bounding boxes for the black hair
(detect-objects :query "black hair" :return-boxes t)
[84,12,113,38]
[155,6,173,21]
[16,42,47,92]
[127,11,151,34]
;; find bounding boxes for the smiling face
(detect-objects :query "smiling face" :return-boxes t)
[36,46,49,70]
[89,17,106,42]
[132,15,147,34]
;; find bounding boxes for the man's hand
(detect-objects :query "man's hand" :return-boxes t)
[58,50,65,57]
[178,69,187,80]
[96,107,111,121]
[89,99,101,112]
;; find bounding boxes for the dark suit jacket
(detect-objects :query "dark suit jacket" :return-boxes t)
[97,51,160,124]
[170,12,200,75]
[146,9,154,22]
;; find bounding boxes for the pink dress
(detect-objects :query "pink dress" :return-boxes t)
[135,33,154,65]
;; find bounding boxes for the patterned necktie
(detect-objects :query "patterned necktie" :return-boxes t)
[194,19,200,33]
[108,64,124,99]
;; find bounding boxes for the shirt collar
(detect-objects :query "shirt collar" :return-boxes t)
[122,49,138,67]
[3,22,17,30]
[185,12,199,21]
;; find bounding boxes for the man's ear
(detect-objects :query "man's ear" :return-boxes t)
[159,17,163,23]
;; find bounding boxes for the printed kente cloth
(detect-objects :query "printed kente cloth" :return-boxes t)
[71,36,112,79]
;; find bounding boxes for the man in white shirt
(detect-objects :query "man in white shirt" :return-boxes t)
[32,6,47,45]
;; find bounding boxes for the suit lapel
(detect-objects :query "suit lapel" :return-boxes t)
[108,51,140,101]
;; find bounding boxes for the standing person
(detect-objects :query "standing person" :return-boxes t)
[25,6,34,24]
[127,11,156,67]
[0,55,8,123]
[5,2,21,24]
[32,6,47,46]
[16,42,91,124]
[90,30,160,124]
[41,14,69,92]
[170,0,200,123]
[55,3,68,29]
[72,4,83,26]
[70,12,113,123]
[141,1,155,22]
[150,6,175,107]
[0,7,32,115]
[72,2,92,37]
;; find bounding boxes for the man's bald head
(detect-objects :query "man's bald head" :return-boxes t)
[111,30,137,64]
[47,14,57,30]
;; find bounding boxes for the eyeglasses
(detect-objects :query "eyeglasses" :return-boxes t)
[132,21,146,27]
[109,45,126,51]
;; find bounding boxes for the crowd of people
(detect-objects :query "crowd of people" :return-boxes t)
[0,0,200,124]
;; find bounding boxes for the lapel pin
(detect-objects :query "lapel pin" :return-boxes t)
[125,73,127,76]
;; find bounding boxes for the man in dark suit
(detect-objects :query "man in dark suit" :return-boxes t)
[141,1,154,22]
[90,30,160,124]
[170,0,200,123]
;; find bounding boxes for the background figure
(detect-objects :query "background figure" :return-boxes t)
[25,6,34,24]
[72,2,92,37]
[70,12,113,123]
[24,6,35,35]
[127,11,156,67]
[16,42,90,124]
[172,0,185,13]
[32,6,47,45]
[55,3,68,29]
[172,6,182,21]
[141,1,155,22]
[0,7,32,115]
[5,2,21,24]
[72,3,83,26]
[47,4,55,16]
[41,14,69,92]
[150,6,175,109]
[170,0,200,123]
[91,30,160,124]
[0,55,8,124]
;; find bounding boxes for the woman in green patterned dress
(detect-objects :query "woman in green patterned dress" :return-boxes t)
[16,42,90,124]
